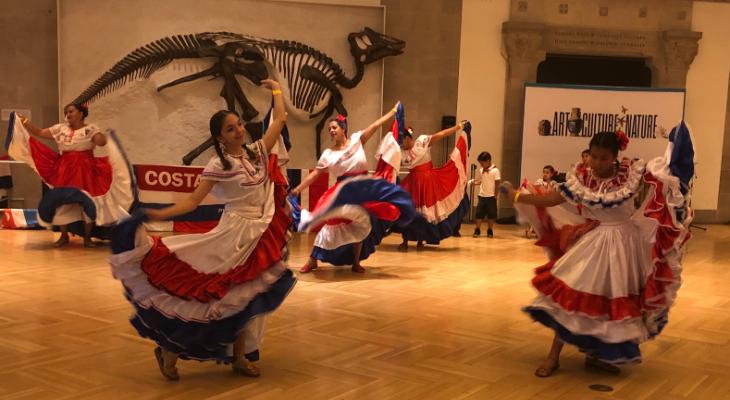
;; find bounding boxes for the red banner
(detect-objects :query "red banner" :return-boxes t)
[134,165,203,193]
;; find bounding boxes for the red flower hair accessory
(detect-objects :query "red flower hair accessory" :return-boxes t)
[336,114,347,122]
[615,130,629,151]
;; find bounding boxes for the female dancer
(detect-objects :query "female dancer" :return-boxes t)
[6,104,133,246]
[110,79,295,380]
[395,121,471,251]
[292,105,416,273]
[503,125,694,377]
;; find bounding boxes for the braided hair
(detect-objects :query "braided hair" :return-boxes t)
[209,110,257,171]
[588,131,621,156]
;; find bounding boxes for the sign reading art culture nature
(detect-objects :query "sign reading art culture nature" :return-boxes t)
[520,84,685,184]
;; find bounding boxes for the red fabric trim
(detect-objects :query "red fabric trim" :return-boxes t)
[308,169,329,212]
[362,201,400,221]
[574,158,633,192]
[530,171,687,320]
[401,160,459,208]
[532,261,643,320]
[373,158,395,183]
[2,209,16,229]
[456,135,468,167]
[639,172,685,311]
[140,154,291,302]
[29,138,112,196]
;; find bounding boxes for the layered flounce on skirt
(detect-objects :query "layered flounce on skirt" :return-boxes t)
[295,174,416,266]
[515,122,695,365]
[393,129,471,244]
[5,112,133,236]
[110,156,295,362]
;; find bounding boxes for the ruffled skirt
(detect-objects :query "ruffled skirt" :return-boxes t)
[5,112,133,233]
[298,175,416,266]
[394,130,470,244]
[517,160,691,365]
[109,159,295,362]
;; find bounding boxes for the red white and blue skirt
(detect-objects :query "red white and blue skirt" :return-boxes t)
[110,155,295,362]
[515,122,695,365]
[295,172,416,266]
[394,129,470,244]
[4,112,133,235]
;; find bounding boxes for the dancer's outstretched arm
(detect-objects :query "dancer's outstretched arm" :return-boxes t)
[360,102,400,144]
[429,120,466,147]
[17,114,54,140]
[260,79,288,153]
[146,180,216,221]
[291,169,323,197]
[501,182,565,207]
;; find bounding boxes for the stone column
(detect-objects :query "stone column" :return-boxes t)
[656,30,702,88]
[719,71,730,223]
[500,21,546,217]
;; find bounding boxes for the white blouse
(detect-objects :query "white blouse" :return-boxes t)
[401,135,432,169]
[49,123,102,152]
[315,131,369,178]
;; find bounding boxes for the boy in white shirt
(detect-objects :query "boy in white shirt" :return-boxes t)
[470,151,500,238]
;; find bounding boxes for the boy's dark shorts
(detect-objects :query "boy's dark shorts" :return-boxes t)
[475,196,497,220]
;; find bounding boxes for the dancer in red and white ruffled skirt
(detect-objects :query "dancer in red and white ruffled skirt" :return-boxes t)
[503,124,694,377]
[110,79,295,380]
[291,104,416,273]
[6,104,133,246]
[394,120,471,251]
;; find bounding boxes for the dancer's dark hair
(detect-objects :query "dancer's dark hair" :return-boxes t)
[209,110,256,171]
[328,114,348,135]
[589,131,621,156]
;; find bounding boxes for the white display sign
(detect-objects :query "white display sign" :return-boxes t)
[520,84,685,184]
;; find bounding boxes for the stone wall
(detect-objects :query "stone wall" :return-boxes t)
[0,0,58,208]
[381,0,463,165]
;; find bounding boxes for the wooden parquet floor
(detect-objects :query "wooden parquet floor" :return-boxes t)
[1,224,729,399]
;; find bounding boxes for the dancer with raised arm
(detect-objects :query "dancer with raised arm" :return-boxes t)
[503,123,694,377]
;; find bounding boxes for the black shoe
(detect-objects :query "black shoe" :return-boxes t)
[472,229,481,238]
[487,228,494,238]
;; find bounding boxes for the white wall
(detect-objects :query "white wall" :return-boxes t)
[685,1,730,210]
[456,0,509,176]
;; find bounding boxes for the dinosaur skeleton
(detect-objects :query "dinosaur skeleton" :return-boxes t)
[72,28,405,164]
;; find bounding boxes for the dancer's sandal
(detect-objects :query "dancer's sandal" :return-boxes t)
[154,347,180,381]
[300,262,317,273]
[351,264,365,273]
[534,359,560,378]
[54,236,70,248]
[232,359,261,377]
